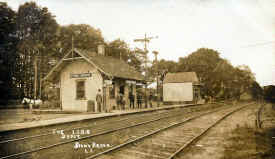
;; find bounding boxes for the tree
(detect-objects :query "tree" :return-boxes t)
[264,85,275,103]
[249,81,263,100]
[106,39,142,72]
[231,65,255,99]
[16,2,58,98]
[106,39,129,59]
[0,2,19,102]
[55,24,104,57]
[177,48,223,98]
[148,59,178,81]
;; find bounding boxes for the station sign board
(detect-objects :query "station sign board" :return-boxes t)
[70,73,92,78]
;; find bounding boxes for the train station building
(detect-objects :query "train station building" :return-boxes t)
[44,46,145,112]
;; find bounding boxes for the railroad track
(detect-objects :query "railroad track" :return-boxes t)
[84,102,255,159]
[256,102,265,128]
[0,104,221,159]
[256,104,264,128]
[0,108,181,144]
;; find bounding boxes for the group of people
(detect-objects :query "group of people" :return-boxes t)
[116,92,152,110]
[129,93,147,109]
[96,89,154,112]
[116,93,125,110]
[116,93,141,110]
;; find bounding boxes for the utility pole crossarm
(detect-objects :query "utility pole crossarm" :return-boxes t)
[134,36,158,45]
[133,33,158,108]
[134,39,149,42]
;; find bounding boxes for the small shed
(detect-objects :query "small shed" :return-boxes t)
[44,47,144,112]
[163,72,201,102]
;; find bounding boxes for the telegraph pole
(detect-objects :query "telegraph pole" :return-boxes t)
[153,51,159,107]
[134,33,158,108]
[72,35,74,58]
[34,56,38,100]
[32,55,38,110]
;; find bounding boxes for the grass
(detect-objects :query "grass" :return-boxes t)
[222,124,274,159]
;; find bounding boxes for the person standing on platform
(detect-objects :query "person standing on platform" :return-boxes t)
[120,93,125,110]
[117,93,124,110]
[96,89,103,112]
[116,94,121,110]
[129,93,135,109]
[137,93,142,109]
[149,92,153,108]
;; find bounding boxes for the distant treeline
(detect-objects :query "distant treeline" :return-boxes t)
[264,85,275,103]
[148,48,264,101]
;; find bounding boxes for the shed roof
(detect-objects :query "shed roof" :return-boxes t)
[163,72,199,84]
[44,48,145,82]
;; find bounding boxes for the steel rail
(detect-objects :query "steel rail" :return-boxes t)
[0,104,207,159]
[256,102,265,129]
[168,102,254,159]
[0,105,190,144]
[85,102,254,159]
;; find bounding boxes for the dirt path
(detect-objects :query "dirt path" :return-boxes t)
[177,102,261,159]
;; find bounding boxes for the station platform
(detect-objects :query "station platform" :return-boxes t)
[0,104,197,133]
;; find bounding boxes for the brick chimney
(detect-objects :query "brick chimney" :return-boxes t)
[97,44,105,56]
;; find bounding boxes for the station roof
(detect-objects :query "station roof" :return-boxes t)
[44,48,145,82]
[163,72,199,84]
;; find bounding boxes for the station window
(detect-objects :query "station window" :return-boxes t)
[76,80,85,99]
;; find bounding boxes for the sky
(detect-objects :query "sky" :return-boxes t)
[3,0,275,86]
